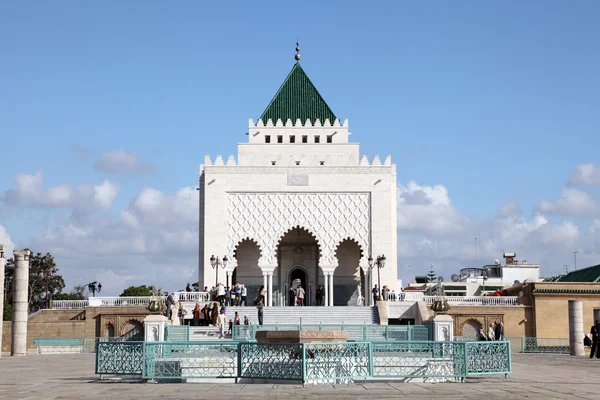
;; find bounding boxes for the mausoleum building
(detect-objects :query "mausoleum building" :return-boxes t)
[198,51,397,307]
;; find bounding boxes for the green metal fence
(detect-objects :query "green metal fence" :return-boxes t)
[96,342,144,375]
[453,336,569,354]
[95,340,511,383]
[165,325,190,341]
[232,324,430,342]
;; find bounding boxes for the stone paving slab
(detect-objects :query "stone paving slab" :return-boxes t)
[1,353,600,399]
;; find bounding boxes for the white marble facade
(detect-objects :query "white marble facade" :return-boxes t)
[198,63,398,307]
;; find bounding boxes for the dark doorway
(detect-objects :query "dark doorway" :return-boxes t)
[289,267,307,306]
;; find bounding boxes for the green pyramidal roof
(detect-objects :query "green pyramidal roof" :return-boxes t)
[259,63,337,124]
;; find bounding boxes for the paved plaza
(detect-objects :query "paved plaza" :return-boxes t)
[0,353,599,399]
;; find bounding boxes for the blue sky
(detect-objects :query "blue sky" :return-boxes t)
[1,2,599,294]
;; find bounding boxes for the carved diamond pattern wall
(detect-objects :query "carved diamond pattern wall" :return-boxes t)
[227,193,370,268]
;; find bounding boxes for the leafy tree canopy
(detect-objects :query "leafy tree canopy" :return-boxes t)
[4,251,65,312]
[120,285,153,297]
[53,285,87,301]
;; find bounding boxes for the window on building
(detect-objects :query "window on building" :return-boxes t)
[271,161,276,165]
[295,161,300,165]
[327,135,333,143]
[302,135,308,143]
[265,135,271,143]
[319,161,325,165]
[277,135,283,143]
[290,135,295,143]
[314,135,320,143]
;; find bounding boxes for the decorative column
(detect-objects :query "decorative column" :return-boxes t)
[0,244,5,358]
[323,273,329,307]
[267,273,273,307]
[328,272,334,307]
[568,300,584,356]
[263,273,268,307]
[366,268,372,306]
[12,249,31,356]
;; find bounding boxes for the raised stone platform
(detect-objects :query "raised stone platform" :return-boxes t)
[255,329,349,343]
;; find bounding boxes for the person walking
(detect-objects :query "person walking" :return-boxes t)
[177,303,187,325]
[257,299,264,325]
[217,283,225,306]
[192,303,201,326]
[372,285,379,304]
[316,285,324,306]
[241,284,247,306]
[288,287,296,306]
[217,310,227,339]
[488,323,495,341]
[296,285,305,306]
[494,321,502,341]
[166,292,175,321]
[590,320,600,358]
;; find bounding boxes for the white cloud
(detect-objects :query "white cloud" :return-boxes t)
[568,163,600,186]
[534,188,599,217]
[0,224,15,255]
[94,149,155,174]
[397,181,469,235]
[1,171,119,211]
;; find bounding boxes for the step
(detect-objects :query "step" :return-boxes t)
[216,306,379,325]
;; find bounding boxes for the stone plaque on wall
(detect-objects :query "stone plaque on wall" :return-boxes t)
[287,174,309,186]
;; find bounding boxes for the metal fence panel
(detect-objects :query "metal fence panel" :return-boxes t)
[465,341,511,375]
[95,342,144,375]
[238,342,304,381]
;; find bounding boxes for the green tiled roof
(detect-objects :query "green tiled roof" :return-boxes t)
[533,288,600,295]
[259,63,337,124]
[549,264,600,283]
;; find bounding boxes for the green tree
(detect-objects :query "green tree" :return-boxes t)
[120,285,153,297]
[53,285,87,301]
[4,251,65,312]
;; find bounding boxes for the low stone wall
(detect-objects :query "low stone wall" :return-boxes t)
[2,320,86,353]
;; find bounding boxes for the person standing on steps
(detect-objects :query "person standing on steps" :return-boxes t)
[372,285,379,305]
[257,299,264,325]
[289,286,296,306]
[241,284,247,306]
[296,284,305,306]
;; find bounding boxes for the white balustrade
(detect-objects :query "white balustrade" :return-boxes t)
[51,300,89,309]
[173,291,210,303]
[389,294,519,306]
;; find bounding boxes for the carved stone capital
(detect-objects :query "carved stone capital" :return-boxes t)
[13,249,31,261]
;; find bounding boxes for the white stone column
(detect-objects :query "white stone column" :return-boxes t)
[569,300,584,356]
[263,273,268,307]
[267,273,273,307]
[323,273,329,307]
[328,272,334,307]
[11,249,30,356]
[144,315,170,342]
[431,315,454,342]
[0,244,5,358]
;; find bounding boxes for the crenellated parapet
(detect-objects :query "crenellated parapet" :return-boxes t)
[249,118,348,128]
[202,154,392,167]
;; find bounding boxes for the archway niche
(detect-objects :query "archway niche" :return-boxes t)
[121,320,144,340]
[461,319,482,337]
[276,227,320,306]
[233,239,262,304]
[334,239,363,306]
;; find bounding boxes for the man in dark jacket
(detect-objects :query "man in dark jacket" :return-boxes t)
[590,321,600,358]
[166,293,174,321]
[494,321,502,341]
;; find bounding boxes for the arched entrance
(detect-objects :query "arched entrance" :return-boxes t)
[276,227,320,306]
[288,266,308,306]
[461,319,482,337]
[334,239,363,306]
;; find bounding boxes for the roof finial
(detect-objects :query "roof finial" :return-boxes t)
[295,41,301,62]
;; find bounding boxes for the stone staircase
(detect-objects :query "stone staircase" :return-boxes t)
[219,306,379,325]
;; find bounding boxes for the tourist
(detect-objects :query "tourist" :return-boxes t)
[241,284,247,306]
[372,285,379,304]
[244,316,250,325]
[234,283,242,306]
[477,328,488,341]
[177,303,187,325]
[166,292,175,321]
[217,283,226,305]
[217,310,227,338]
[590,320,600,358]
[202,304,210,326]
[234,311,241,325]
[225,286,231,306]
[228,319,233,335]
[186,283,192,292]
[488,323,495,341]
[192,302,201,326]
[289,286,296,306]
[258,285,265,305]
[211,303,219,326]
[382,286,389,301]
[296,284,305,306]
[257,299,264,325]
[494,321,502,341]
[316,285,324,306]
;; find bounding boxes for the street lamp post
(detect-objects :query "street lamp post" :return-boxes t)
[368,254,386,301]
[87,281,102,297]
[210,255,229,288]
